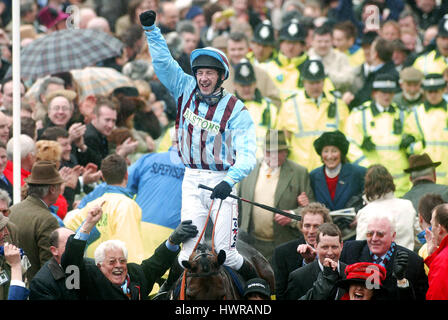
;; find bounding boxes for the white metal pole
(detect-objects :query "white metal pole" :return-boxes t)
[12,0,21,204]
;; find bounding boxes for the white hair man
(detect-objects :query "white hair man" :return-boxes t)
[60,203,198,300]
[340,211,428,300]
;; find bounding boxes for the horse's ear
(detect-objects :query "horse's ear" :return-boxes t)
[182,260,191,269]
[217,250,226,266]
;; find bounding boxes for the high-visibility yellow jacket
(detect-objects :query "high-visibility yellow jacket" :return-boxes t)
[344,101,418,196]
[404,100,448,185]
[258,51,307,100]
[275,89,349,171]
[240,90,278,159]
[65,192,146,264]
[413,49,448,75]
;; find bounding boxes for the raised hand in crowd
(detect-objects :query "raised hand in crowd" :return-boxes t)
[59,166,81,190]
[82,163,102,185]
[4,243,23,282]
[80,201,105,234]
[116,137,139,159]
[68,122,87,148]
[323,257,338,271]
[297,243,317,264]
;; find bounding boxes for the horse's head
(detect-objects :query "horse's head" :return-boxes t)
[180,244,228,300]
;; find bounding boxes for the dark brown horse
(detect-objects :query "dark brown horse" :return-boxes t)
[160,240,275,300]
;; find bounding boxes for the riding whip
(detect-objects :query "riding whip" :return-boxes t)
[198,184,301,221]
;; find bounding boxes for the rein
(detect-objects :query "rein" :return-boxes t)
[179,199,223,300]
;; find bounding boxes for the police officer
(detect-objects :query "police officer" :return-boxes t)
[404,73,448,185]
[413,17,448,75]
[258,18,309,100]
[345,73,419,196]
[248,20,278,65]
[234,59,278,159]
[276,59,349,172]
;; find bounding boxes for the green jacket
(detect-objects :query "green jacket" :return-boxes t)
[9,195,59,281]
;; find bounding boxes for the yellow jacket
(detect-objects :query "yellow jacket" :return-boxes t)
[65,192,146,264]
[242,91,278,159]
[404,101,448,185]
[413,49,448,75]
[344,101,416,196]
[275,89,349,171]
[258,52,337,100]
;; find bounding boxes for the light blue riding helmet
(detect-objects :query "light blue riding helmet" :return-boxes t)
[190,47,230,80]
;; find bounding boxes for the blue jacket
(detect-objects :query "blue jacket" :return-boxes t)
[310,163,367,211]
[143,24,256,187]
[127,147,184,229]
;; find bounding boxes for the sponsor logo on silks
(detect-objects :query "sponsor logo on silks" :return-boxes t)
[184,108,220,134]
[231,217,238,248]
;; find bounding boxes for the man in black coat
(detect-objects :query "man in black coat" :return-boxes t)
[60,204,198,300]
[272,203,332,300]
[349,37,399,110]
[29,228,82,300]
[285,223,347,300]
[83,97,137,168]
[340,212,428,300]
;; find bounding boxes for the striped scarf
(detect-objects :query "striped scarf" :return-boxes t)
[371,242,396,268]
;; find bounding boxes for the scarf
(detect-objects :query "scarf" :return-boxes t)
[121,274,132,299]
[371,242,396,268]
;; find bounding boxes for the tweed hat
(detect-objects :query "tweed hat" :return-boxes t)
[404,153,441,173]
[399,67,423,83]
[0,212,8,230]
[24,160,65,185]
[336,262,386,291]
[264,130,290,151]
[313,130,350,157]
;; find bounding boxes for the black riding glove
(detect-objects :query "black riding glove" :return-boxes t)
[210,181,232,200]
[393,250,409,280]
[360,136,376,152]
[169,220,198,245]
[399,134,415,150]
[139,10,156,27]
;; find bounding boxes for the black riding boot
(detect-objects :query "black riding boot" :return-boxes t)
[160,260,184,292]
[238,258,258,282]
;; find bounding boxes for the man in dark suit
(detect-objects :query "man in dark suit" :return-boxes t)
[340,211,428,300]
[83,96,137,168]
[239,130,314,262]
[272,202,332,300]
[285,223,347,300]
[348,36,399,110]
[402,153,448,211]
